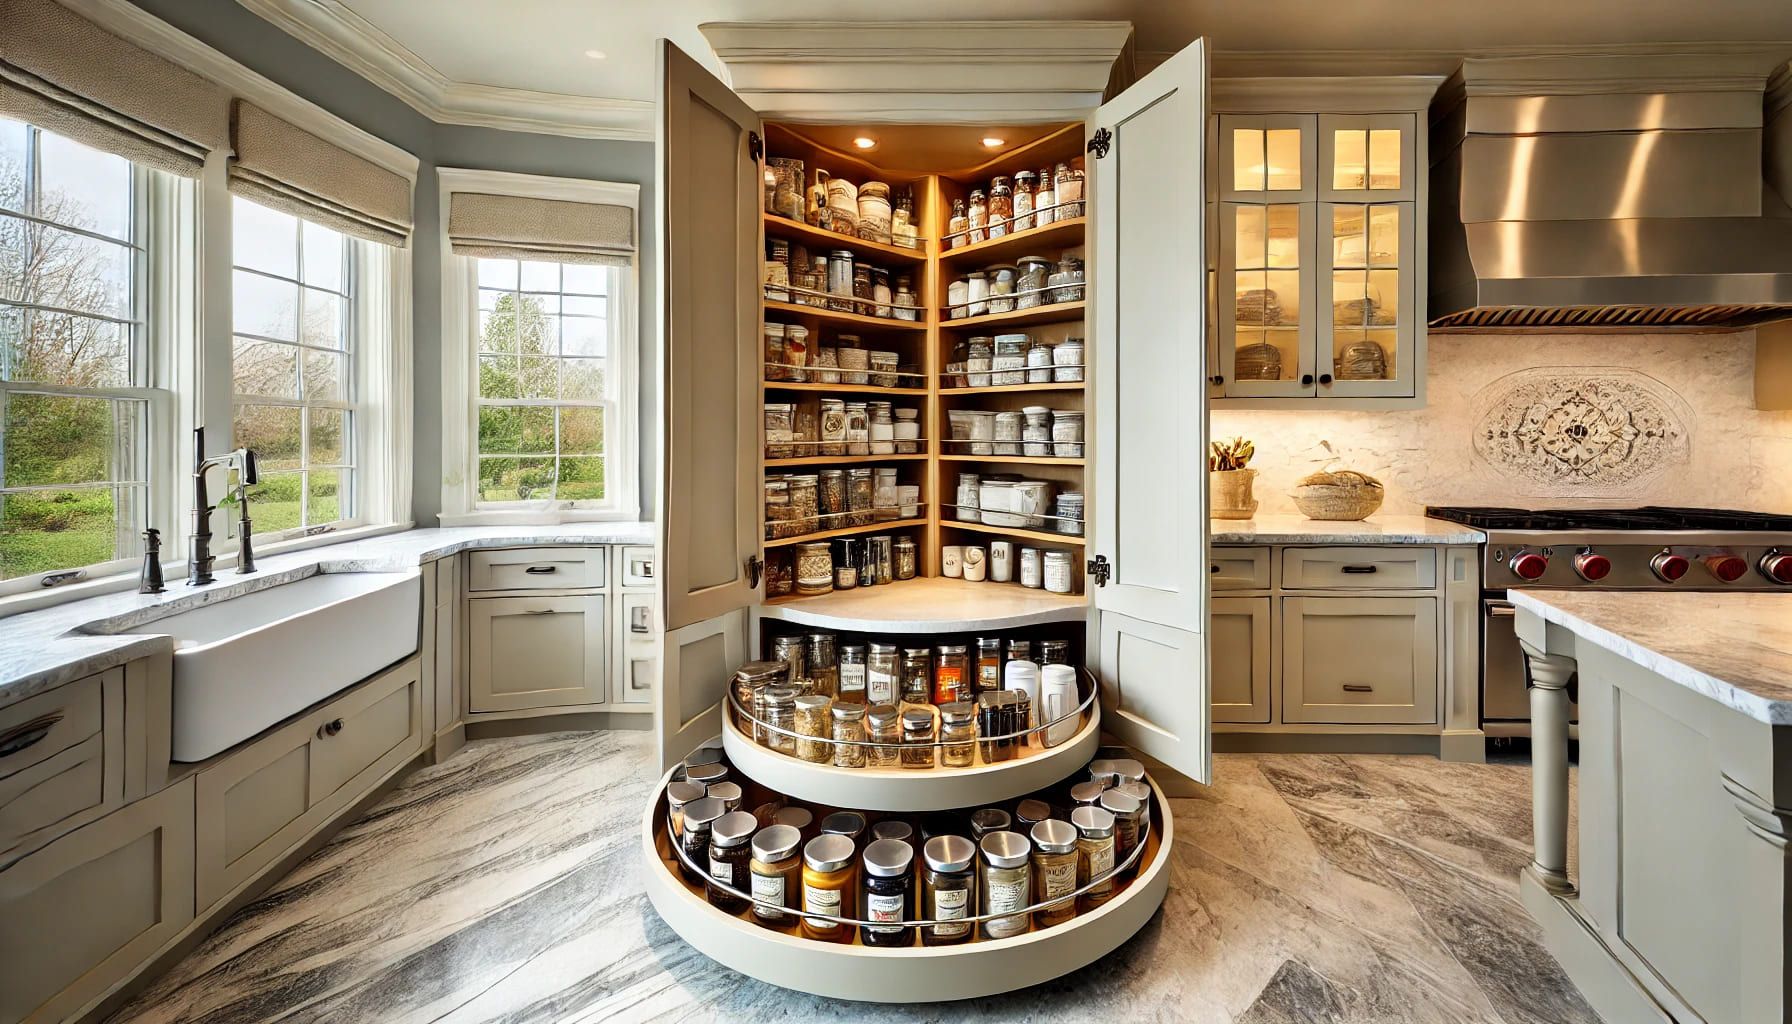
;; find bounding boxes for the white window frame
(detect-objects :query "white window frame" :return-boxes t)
[437,167,640,524]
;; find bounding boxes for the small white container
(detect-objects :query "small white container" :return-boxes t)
[989,541,1013,583]
[963,546,987,582]
[1039,664,1080,747]
[1051,410,1084,459]
[1019,547,1042,589]
[942,545,964,578]
[1052,339,1084,383]
[1043,550,1075,594]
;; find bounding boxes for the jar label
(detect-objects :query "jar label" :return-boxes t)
[709,857,734,888]
[839,663,866,697]
[751,872,787,919]
[868,671,896,705]
[804,883,842,919]
[1042,860,1077,900]
[866,891,906,934]
[986,876,1029,934]
[932,886,970,937]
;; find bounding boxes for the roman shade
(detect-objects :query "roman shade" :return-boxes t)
[0,0,230,176]
[229,100,413,248]
[448,192,636,266]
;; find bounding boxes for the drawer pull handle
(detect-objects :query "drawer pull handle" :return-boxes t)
[524,565,557,575]
[630,606,652,633]
[527,608,556,615]
[1341,565,1379,574]
[1210,564,1220,573]
[0,713,61,758]
[316,718,345,740]
[1342,684,1374,693]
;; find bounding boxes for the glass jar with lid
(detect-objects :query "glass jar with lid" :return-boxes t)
[1048,254,1085,303]
[852,263,873,316]
[750,823,803,929]
[818,398,847,456]
[760,684,798,755]
[939,701,976,768]
[965,336,993,387]
[956,471,982,522]
[763,322,789,381]
[987,175,1014,238]
[922,835,976,946]
[873,467,898,521]
[806,633,839,697]
[1100,787,1147,879]
[794,542,832,595]
[1034,165,1056,226]
[1055,162,1084,218]
[1073,805,1118,909]
[987,265,1017,315]
[844,401,869,455]
[794,694,832,763]
[965,270,989,318]
[680,796,726,884]
[892,189,918,249]
[826,249,855,312]
[893,273,919,321]
[1017,255,1051,309]
[867,402,894,455]
[900,708,937,769]
[865,703,901,767]
[873,266,893,318]
[1012,170,1036,232]
[1052,336,1084,382]
[933,644,971,704]
[838,643,867,702]
[1029,819,1079,928]
[830,701,867,768]
[967,188,988,244]
[947,196,969,249]
[707,810,758,914]
[732,660,788,741]
[1044,550,1076,594]
[847,467,874,526]
[1054,490,1084,535]
[899,648,933,711]
[800,833,857,943]
[893,536,917,580]
[859,838,916,947]
[866,643,900,706]
[979,831,1032,939]
[836,333,867,384]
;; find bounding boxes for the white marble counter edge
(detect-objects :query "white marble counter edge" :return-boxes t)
[1508,590,1792,726]
[1209,519,1485,546]
[0,523,656,707]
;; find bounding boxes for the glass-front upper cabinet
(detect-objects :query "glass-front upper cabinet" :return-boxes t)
[1213,109,1421,404]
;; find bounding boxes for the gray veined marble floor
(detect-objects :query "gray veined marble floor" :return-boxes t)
[111,732,1596,1024]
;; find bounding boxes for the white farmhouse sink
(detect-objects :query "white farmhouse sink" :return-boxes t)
[120,572,420,761]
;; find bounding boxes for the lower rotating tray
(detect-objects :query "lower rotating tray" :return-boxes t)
[640,763,1173,1003]
[721,702,1101,812]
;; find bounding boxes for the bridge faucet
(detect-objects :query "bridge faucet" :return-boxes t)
[188,427,260,586]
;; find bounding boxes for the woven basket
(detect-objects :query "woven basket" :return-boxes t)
[1210,469,1258,520]
[1291,469,1384,521]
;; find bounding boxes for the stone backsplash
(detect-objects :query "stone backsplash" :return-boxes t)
[1211,331,1792,516]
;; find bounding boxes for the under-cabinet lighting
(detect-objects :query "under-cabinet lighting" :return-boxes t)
[982,137,1006,149]
[584,49,607,60]
[852,136,878,150]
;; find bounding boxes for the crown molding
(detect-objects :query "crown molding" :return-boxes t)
[699,20,1133,124]
[234,0,654,142]
[1211,76,1446,113]
[1204,40,1792,86]
[58,0,418,178]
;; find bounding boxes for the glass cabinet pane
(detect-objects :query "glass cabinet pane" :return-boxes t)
[1231,203,1303,384]
[1231,127,1303,193]
[1328,204,1401,382]
[1332,128,1402,192]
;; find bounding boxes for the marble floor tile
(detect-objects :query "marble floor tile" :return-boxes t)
[111,734,1595,1024]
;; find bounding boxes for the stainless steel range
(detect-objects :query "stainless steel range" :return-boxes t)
[1425,506,1792,737]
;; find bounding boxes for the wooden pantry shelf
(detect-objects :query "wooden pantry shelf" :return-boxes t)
[764,300,928,332]
[942,520,1086,546]
[763,517,929,549]
[940,380,1084,395]
[940,454,1085,466]
[763,213,929,264]
[938,217,1086,266]
[940,301,1085,331]
[763,380,929,396]
[764,453,929,467]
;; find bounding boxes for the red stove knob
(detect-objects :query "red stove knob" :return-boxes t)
[1650,551,1691,582]
[1703,554,1748,583]
[1509,551,1549,581]
[1761,550,1792,585]
[1573,552,1611,581]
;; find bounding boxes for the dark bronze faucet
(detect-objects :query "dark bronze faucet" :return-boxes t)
[188,427,260,586]
[139,527,165,594]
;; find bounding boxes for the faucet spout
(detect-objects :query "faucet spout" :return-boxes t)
[188,426,259,585]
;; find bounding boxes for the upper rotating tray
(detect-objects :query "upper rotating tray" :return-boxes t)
[759,576,1087,632]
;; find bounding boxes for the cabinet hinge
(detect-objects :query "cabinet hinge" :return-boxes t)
[1087,554,1111,587]
[1086,127,1113,160]
[747,130,763,163]
[746,554,764,589]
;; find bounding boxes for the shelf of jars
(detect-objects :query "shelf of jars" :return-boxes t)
[763,212,928,265]
[764,299,928,332]
[758,575,1087,630]
[941,520,1085,548]
[766,381,930,397]
[938,215,1087,267]
[941,454,1084,467]
[765,454,928,468]
[762,514,929,551]
[939,300,1085,332]
[640,742,1171,1001]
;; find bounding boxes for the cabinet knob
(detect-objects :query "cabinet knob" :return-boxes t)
[1318,373,1334,386]
[1301,374,1314,386]
[317,718,345,739]
[1209,374,1225,386]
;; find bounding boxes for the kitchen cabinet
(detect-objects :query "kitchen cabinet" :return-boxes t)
[0,668,123,866]
[1210,597,1272,723]
[468,595,608,713]
[613,591,655,706]
[1209,81,1437,408]
[1282,596,1439,725]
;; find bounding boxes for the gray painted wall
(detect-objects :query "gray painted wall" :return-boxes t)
[129,0,658,522]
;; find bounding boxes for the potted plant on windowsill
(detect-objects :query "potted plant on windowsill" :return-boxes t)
[1209,436,1258,520]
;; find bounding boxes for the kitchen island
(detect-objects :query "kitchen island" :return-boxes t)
[1511,590,1792,1024]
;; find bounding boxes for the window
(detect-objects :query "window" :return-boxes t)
[472,257,621,511]
[0,118,157,581]
[231,197,356,536]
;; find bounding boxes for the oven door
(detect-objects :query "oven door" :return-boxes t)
[1483,596,1578,730]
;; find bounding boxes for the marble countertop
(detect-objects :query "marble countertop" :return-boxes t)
[1210,515,1485,546]
[1510,590,1792,725]
[0,522,655,708]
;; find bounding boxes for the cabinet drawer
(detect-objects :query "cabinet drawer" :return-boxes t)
[1210,547,1270,590]
[620,545,656,588]
[614,591,655,705]
[0,779,194,1024]
[1282,547,1436,590]
[469,596,607,713]
[1282,597,1438,724]
[468,547,605,591]
[0,672,121,862]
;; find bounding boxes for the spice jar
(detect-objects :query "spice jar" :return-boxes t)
[1048,255,1084,303]
[892,190,917,250]
[794,694,833,763]
[967,188,988,244]
[899,648,933,711]
[865,703,901,767]
[666,780,706,847]
[732,660,787,740]
[708,810,758,914]
[800,833,857,942]
[860,838,916,947]
[847,467,874,526]
[844,401,869,455]
[893,273,919,321]
[894,537,918,580]
[830,701,867,768]
[1052,337,1084,382]
[1015,799,1053,832]
[871,820,913,845]
[976,637,1003,696]
[838,643,868,702]
[852,263,873,316]
[868,402,895,454]
[1012,170,1036,232]
[1101,787,1147,878]
[708,781,743,815]
[933,644,971,703]
[832,537,858,590]
[987,176,1014,238]
[966,271,989,318]
[1034,165,1056,226]
[867,643,900,706]
[1030,818,1079,929]
[1039,639,1072,667]
[1044,550,1075,594]
[795,542,832,596]
[820,811,868,848]
[1017,255,1051,309]
[760,684,798,755]
[946,197,969,249]
[806,633,839,698]
[837,333,867,384]
[766,548,794,597]
[763,322,789,381]
[1073,805,1118,909]
[1055,162,1084,218]
[922,835,976,946]
[857,180,892,244]
[900,708,936,769]
[680,796,725,884]
[987,265,1017,314]
[826,249,855,312]
[979,831,1032,939]
[818,468,846,526]
[750,823,803,929]
[773,805,814,840]
[769,634,806,686]
[970,807,1011,842]
[940,701,976,768]
[1071,780,1108,808]
[818,398,847,456]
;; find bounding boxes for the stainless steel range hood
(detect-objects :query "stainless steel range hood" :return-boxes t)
[1429,51,1792,332]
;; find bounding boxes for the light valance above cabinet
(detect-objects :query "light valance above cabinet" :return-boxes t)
[447,191,636,266]
[0,0,230,176]
[229,100,414,247]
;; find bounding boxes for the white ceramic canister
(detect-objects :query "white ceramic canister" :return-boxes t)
[1052,410,1084,458]
[1039,664,1080,747]
[942,545,964,578]
[1043,550,1075,594]
[825,176,859,233]
[1019,547,1042,588]
[955,472,981,522]
[963,545,987,582]
[1004,659,1042,732]
[1013,479,1051,529]
[979,478,1022,527]
[989,541,1013,583]
[1052,338,1084,382]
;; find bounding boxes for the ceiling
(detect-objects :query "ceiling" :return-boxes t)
[239,0,1792,138]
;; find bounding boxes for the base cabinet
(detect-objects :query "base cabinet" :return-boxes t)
[468,596,608,713]
[1282,596,1438,724]
[1211,597,1272,723]
[613,591,655,706]
[0,779,194,1024]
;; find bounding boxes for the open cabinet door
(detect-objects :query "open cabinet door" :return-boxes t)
[655,40,761,772]
[1088,39,1214,785]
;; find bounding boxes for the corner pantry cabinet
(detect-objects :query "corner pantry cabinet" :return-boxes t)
[649,37,1214,1001]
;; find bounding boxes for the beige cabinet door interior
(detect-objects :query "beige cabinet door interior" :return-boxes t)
[1282,596,1439,724]
[1089,37,1214,785]
[1210,597,1271,723]
[468,596,607,712]
[655,38,762,771]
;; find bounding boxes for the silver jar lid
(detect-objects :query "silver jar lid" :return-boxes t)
[763,684,798,709]
[732,661,788,686]
[871,819,914,844]
[686,745,725,768]
[1087,758,1119,786]
[804,833,856,873]
[869,641,898,654]
[866,703,900,728]
[924,834,977,874]
[1015,799,1052,826]
[1114,780,1151,804]
[980,830,1032,869]
[936,643,968,655]
[1030,818,1078,855]
[863,837,915,877]
[969,808,1011,839]
[683,796,726,830]
[752,823,802,863]
[712,810,758,848]
[820,810,866,838]
[900,709,934,733]
[831,701,867,722]
[1071,805,1116,839]
[794,694,831,713]
[939,701,975,726]
[1100,788,1144,818]
[772,806,813,832]
[707,781,742,804]
[902,646,931,658]
[1070,781,1109,806]
[685,762,728,787]
[666,781,706,809]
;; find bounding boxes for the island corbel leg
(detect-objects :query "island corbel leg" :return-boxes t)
[1522,640,1577,895]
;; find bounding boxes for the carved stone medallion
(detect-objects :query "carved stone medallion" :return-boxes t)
[1471,368,1691,496]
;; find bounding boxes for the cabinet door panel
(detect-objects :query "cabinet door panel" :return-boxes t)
[1090,37,1213,784]
[1210,597,1271,723]
[615,591,656,706]
[1282,597,1438,724]
[468,596,607,712]
[1319,201,1415,398]
[1318,113,1416,202]
[1219,200,1317,398]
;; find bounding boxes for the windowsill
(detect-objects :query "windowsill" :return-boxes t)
[0,521,412,621]
[437,507,643,528]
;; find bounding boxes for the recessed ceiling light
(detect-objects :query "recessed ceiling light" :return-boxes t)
[981,136,1006,149]
[584,49,607,60]
[852,136,877,150]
